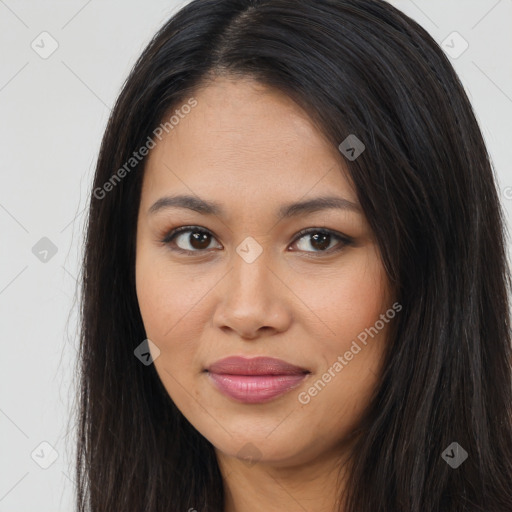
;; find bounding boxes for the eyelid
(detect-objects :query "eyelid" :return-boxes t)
[160,225,353,256]
[160,225,221,255]
[160,225,216,242]
[291,227,353,247]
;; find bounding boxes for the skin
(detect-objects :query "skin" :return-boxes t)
[135,76,394,512]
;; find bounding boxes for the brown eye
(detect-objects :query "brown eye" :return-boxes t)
[290,228,353,255]
[161,226,352,257]
[162,227,222,253]
[299,232,332,251]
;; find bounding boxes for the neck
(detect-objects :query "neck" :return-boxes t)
[217,441,352,512]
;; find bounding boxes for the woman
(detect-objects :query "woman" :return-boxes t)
[75,0,512,510]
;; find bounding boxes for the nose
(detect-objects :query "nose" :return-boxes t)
[211,244,292,340]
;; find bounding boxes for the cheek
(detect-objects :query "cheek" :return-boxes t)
[136,246,203,338]
[295,248,391,397]
[135,247,219,377]
[135,261,173,340]
[135,253,204,405]
[294,261,391,431]
[295,248,389,340]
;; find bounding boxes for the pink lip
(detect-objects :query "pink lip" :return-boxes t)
[205,356,310,403]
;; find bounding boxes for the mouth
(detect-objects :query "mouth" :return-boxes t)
[204,356,311,404]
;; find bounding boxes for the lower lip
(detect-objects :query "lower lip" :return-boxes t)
[206,372,308,403]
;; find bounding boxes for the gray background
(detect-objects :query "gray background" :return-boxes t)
[1,0,511,510]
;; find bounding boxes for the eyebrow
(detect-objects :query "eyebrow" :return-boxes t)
[148,194,361,219]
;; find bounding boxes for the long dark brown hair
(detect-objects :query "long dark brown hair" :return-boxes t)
[74,0,512,510]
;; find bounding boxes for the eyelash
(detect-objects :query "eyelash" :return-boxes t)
[159,225,354,257]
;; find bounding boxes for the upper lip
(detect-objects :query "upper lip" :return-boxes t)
[206,356,310,376]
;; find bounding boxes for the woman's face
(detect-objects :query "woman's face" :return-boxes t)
[135,76,394,467]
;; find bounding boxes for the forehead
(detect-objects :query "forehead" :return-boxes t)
[141,77,356,207]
